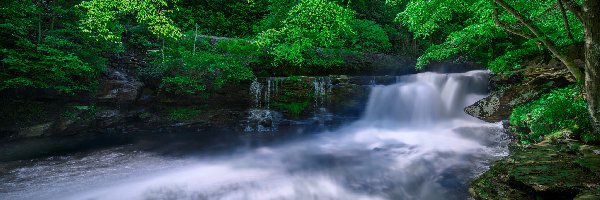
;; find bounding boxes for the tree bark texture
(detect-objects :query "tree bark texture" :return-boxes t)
[584,0,600,133]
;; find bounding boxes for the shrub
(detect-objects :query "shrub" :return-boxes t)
[509,85,593,144]
[151,36,255,95]
[1,37,102,94]
[255,0,354,67]
[348,19,391,53]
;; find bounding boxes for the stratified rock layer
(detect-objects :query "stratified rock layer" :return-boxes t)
[470,141,600,200]
[465,68,571,123]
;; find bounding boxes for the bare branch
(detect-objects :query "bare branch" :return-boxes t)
[558,0,575,41]
[493,8,534,40]
[563,0,584,23]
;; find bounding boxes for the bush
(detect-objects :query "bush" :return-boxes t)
[255,0,354,67]
[509,85,593,144]
[150,35,255,95]
[1,37,102,94]
[348,19,391,53]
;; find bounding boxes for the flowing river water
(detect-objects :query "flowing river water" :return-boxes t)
[0,70,509,200]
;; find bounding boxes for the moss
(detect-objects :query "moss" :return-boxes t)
[272,101,310,117]
[270,76,315,118]
[470,142,600,200]
[167,107,202,121]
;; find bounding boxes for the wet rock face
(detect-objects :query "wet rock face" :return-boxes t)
[18,123,52,137]
[469,142,600,200]
[97,68,144,102]
[464,69,571,123]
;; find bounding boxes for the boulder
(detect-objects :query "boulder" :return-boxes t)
[465,69,571,123]
[97,68,144,102]
[18,123,52,137]
[470,142,600,200]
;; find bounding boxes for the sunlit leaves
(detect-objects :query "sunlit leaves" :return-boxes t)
[78,0,181,45]
[397,0,584,72]
[256,0,355,66]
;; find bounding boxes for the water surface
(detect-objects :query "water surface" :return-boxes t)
[0,71,509,200]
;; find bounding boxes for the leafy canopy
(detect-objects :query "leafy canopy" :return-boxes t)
[255,0,356,67]
[78,0,181,46]
[1,0,104,94]
[392,0,584,73]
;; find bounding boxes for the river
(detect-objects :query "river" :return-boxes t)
[0,70,509,200]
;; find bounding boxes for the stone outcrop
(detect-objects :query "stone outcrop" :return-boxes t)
[18,123,52,137]
[469,141,600,200]
[465,67,572,123]
[96,68,144,102]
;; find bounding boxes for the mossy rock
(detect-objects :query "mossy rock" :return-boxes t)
[470,141,600,200]
[575,145,600,177]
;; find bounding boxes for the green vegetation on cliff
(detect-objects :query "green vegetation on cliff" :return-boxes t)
[510,86,595,144]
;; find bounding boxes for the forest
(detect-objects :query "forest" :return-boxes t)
[1,0,599,199]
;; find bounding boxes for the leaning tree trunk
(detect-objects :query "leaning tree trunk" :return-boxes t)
[494,0,585,81]
[584,0,600,133]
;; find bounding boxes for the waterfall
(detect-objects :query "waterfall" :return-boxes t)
[246,76,335,132]
[312,77,333,128]
[363,70,489,127]
[245,79,281,132]
[3,70,509,200]
[250,79,262,108]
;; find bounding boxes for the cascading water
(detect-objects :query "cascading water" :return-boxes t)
[0,70,508,200]
[245,77,335,132]
[312,77,333,128]
[244,78,282,132]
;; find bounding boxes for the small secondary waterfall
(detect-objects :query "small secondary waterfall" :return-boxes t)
[0,70,508,200]
[245,78,282,132]
[245,77,333,132]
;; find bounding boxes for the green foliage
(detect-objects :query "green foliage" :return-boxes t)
[150,35,255,95]
[272,101,310,117]
[256,0,355,67]
[394,0,584,71]
[271,77,315,117]
[348,19,391,52]
[510,86,593,144]
[172,0,269,37]
[487,45,541,74]
[1,0,104,94]
[160,76,206,95]
[253,0,297,32]
[78,0,181,47]
[2,37,101,93]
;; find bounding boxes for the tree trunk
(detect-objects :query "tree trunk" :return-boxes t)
[193,24,198,56]
[38,12,42,43]
[584,0,600,133]
[494,0,585,81]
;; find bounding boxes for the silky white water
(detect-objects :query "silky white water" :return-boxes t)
[0,70,508,200]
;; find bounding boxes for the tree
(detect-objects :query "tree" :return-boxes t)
[78,0,181,48]
[255,0,356,67]
[1,0,104,94]
[584,0,600,133]
[394,0,600,133]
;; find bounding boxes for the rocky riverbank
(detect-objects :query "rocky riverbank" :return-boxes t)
[466,57,600,199]
[469,141,600,199]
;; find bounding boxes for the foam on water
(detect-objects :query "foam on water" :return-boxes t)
[0,70,508,200]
